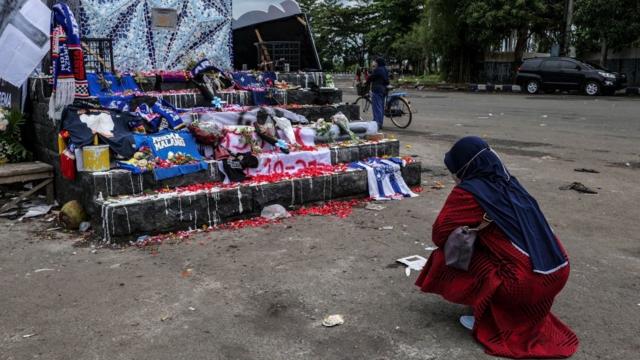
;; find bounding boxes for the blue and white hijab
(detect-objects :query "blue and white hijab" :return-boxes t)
[445,136,568,274]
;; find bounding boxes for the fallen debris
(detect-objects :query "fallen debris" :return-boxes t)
[260,204,291,220]
[322,314,345,327]
[365,203,386,211]
[19,205,52,221]
[79,221,91,232]
[136,235,151,243]
[59,200,86,229]
[431,182,445,190]
[397,255,428,276]
[559,182,598,194]
[574,168,600,174]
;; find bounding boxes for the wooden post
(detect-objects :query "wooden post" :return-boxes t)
[0,179,53,214]
[46,180,55,205]
[81,41,112,72]
[255,29,273,71]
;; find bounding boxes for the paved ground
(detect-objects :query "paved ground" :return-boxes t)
[1,83,639,360]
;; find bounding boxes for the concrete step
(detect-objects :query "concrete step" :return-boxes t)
[27,77,358,124]
[27,77,343,108]
[95,161,421,243]
[68,140,400,201]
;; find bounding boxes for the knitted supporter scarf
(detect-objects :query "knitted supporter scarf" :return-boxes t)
[49,2,89,119]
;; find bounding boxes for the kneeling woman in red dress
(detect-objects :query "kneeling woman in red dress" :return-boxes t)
[415,136,578,359]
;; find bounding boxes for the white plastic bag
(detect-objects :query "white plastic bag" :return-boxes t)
[273,116,298,145]
[260,204,291,220]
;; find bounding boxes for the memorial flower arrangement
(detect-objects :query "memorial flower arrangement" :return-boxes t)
[183,51,207,72]
[331,113,360,142]
[235,126,262,153]
[152,151,199,168]
[290,143,318,152]
[114,71,125,86]
[0,107,31,164]
[97,73,113,92]
[314,118,335,143]
[128,147,199,172]
[133,72,148,92]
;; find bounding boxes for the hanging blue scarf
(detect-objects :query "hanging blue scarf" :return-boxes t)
[444,136,567,274]
[49,2,89,119]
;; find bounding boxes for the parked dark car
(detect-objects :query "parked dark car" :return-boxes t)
[516,57,627,95]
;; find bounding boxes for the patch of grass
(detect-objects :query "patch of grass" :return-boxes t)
[396,74,443,85]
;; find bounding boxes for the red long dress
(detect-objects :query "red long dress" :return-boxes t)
[415,187,579,358]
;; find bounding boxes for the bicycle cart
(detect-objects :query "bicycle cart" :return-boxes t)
[354,84,412,129]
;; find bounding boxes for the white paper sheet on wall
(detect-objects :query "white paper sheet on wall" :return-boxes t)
[0,0,50,87]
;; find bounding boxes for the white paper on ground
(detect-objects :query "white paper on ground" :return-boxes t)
[365,203,386,211]
[396,255,427,276]
[18,205,52,221]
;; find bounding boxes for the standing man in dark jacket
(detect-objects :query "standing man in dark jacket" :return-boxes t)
[365,57,389,129]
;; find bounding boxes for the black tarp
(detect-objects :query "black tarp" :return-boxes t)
[232,13,321,72]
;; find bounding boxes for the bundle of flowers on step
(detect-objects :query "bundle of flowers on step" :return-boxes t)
[123,147,154,172]
[235,126,262,154]
[331,112,359,142]
[154,151,199,168]
[120,147,199,172]
[0,107,31,164]
[314,118,334,143]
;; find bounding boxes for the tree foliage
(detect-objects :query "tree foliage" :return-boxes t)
[301,0,423,70]
[301,0,640,80]
[460,0,564,81]
[573,0,640,65]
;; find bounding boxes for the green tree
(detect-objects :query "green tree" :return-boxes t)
[573,0,640,66]
[392,19,430,75]
[460,0,564,81]
[418,0,482,82]
[367,0,424,62]
[300,0,426,70]
[298,0,343,70]
[299,0,376,70]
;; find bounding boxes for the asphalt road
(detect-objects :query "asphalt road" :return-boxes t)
[344,85,640,167]
[1,85,639,360]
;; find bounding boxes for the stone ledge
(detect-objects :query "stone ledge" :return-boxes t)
[83,140,400,198]
[94,161,421,242]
